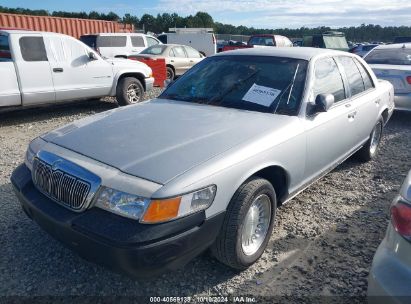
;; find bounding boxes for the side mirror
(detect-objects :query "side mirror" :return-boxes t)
[88,52,98,60]
[315,93,334,112]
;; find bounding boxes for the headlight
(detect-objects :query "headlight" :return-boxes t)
[94,185,217,223]
[25,137,47,170]
[95,187,151,220]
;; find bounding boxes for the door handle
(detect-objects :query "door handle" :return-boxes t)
[190,60,194,62]
[348,111,357,119]
[170,60,174,63]
[53,68,64,73]
[374,99,381,105]
[345,103,352,108]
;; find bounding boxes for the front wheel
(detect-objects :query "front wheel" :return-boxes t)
[116,77,144,106]
[357,117,383,162]
[211,177,276,270]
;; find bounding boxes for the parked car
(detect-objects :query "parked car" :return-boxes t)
[129,44,204,80]
[303,31,349,51]
[349,44,379,57]
[80,33,161,58]
[221,34,292,52]
[0,30,154,109]
[11,47,393,277]
[157,28,216,57]
[368,169,411,302]
[364,43,411,111]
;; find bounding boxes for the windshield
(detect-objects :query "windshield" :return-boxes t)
[160,55,308,115]
[364,48,411,65]
[141,45,167,55]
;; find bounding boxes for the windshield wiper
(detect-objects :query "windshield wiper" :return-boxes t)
[206,70,260,105]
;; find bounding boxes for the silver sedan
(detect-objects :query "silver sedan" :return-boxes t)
[364,43,411,111]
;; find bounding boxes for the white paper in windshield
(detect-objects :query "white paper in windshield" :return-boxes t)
[242,83,281,107]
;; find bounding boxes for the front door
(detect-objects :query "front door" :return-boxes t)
[303,57,357,183]
[169,46,189,75]
[44,35,113,102]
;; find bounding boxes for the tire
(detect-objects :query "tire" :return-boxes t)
[357,117,384,162]
[166,66,175,80]
[211,177,276,270]
[116,77,144,106]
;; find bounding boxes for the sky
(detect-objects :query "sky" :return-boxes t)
[1,0,411,29]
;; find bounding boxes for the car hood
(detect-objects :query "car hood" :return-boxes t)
[42,99,293,184]
[106,58,152,77]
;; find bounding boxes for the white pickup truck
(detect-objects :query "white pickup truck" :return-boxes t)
[0,30,155,109]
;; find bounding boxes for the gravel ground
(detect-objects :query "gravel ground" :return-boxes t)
[0,92,410,302]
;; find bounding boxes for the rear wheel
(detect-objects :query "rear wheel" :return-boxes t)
[357,117,383,162]
[116,77,144,106]
[166,66,175,80]
[211,177,276,270]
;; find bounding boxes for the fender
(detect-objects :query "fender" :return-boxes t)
[109,70,150,96]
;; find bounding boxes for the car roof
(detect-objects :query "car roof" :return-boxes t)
[374,43,411,50]
[83,33,147,36]
[214,47,349,61]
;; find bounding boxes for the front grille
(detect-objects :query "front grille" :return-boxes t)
[32,159,91,210]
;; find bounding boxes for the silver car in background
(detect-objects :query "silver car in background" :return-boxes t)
[368,170,411,303]
[364,43,411,111]
[11,48,394,277]
[130,44,204,80]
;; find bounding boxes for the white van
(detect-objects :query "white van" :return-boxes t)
[80,33,161,58]
[157,28,216,57]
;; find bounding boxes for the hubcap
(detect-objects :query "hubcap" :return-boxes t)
[166,70,173,80]
[126,83,141,104]
[241,194,271,256]
[370,122,382,155]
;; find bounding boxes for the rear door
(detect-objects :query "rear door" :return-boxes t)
[303,57,357,181]
[10,34,55,105]
[336,56,379,145]
[169,46,189,75]
[130,35,146,55]
[45,35,112,101]
[183,46,203,69]
[0,33,21,106]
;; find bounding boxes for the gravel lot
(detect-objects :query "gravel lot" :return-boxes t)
[0,91,410,302]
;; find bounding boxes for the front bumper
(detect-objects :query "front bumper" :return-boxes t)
[145,76,155,91]
[11,163,225,278]
[368,225,411,303]
[394,93,411,111]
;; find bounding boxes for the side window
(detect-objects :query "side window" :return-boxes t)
[19,37,48,62]
[0,35,11,61]
[146,37,159,47]
[354,59,374,90]
[169,48,176,57]
[172,46,187,58]
[131,36,144,47]
[63,38,89,65]
[184,46,201,58]
[338,56,365,96]
[313,57,346,103]
[97,36,127,47]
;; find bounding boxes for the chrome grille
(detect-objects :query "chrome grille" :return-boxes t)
[32,158,91,210]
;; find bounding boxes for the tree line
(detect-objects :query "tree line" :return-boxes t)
[2,5,411,42]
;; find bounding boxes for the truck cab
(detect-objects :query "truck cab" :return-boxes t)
[0,30,154,109]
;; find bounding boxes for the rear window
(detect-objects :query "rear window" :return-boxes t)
[141,45,167,55]
[393,37,411,44]
[364,48,411,65]
[97,36,127,47]
[19,37,48,62]
[157,34,167,44]
[80,35,97,48]
[131,36,145,47]
[323,36,349,50]
[0,35,11,61]
[249,36,275,46]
